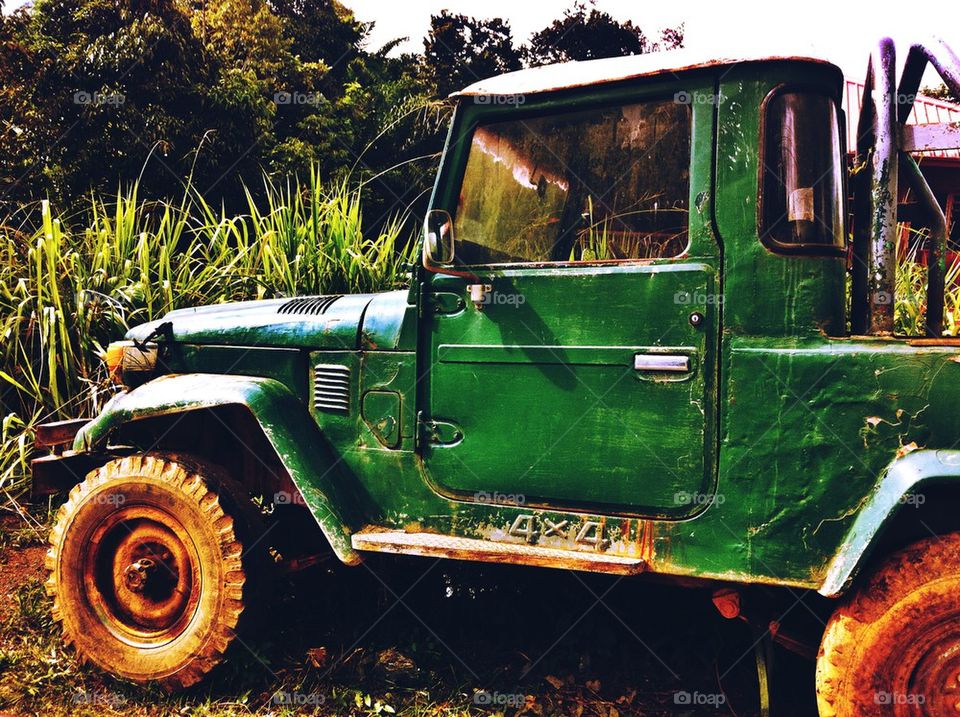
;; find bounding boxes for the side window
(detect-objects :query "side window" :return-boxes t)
[760,90,845,252]
[453,99,692,265]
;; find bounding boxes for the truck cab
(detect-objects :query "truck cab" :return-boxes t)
[36,40,960,716]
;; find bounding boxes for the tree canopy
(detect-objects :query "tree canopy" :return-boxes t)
[422,12,522,97]
[0,0,683,215]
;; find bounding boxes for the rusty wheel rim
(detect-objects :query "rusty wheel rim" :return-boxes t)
[81,504,202,646]
[886,613,960,716]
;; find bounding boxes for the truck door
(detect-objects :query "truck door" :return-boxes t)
[420,91,719,518]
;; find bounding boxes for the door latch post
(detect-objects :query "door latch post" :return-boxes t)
[467,284,493,310]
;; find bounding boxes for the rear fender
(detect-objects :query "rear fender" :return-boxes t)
[819,449,960,596]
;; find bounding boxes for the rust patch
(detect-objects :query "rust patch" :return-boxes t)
[908,338,960,347]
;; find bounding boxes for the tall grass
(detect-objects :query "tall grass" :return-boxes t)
[0,171,415,496]
[894,229,960,337]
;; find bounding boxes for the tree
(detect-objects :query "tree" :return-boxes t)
[525,1,682,66]
[267,0,366,91]
[0,8,46,199]
[0,0,222,204]
[422,11,522,98]
[657,24,685,52]
[922,83,960,105]
[0,0,690,222]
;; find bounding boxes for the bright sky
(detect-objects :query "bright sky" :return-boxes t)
[2,0,958,85]
[348,0,960,85]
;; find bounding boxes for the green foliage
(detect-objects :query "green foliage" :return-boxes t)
[420,4,684,96]
[921,83,960,105]
[0,0,441,216]
[525,1,682,66]
[0,0,685,223]
[267,0,366,88]
[0,173,415,493]
[422,11,522,98]
[894,233,960,337]
[1,0,221,202]
[0,413,34,497]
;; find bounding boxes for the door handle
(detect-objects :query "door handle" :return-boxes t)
[633,354,690,373]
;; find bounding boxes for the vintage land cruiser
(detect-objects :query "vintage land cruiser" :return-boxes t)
[31,37,960,716]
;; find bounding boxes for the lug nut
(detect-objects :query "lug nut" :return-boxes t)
[124,557,156,593]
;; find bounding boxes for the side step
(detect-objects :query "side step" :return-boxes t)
[351,530,647,575]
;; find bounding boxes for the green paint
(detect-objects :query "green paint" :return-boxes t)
[74,374,362,564]
[50,58,960,595]
[361,390,402,448]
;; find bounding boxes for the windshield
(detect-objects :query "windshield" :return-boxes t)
[453,99,692,265]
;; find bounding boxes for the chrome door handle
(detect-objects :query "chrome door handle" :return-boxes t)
[633,354,690,373]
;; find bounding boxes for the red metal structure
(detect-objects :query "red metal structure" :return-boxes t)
[845,78,960,265]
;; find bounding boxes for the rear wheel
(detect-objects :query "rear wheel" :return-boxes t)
[816,533,960,716]
[46,454,252,689]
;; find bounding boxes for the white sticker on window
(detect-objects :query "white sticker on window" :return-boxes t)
[788,187,814,222]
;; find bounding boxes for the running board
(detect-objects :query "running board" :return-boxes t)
[351,530,647,575]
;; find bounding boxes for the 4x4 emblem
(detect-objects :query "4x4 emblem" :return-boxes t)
[507,515,608,550]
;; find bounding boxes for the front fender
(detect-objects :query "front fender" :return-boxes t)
[75,373,361,565]
[819,448,960,596]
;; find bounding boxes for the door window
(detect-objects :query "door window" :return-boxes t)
[453,100,692,265]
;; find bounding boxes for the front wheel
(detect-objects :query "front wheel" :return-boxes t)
[46,454,251,689]
[816,533,960,716]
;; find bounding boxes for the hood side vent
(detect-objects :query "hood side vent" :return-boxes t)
[313,364,350,413]
[278,295,342,316]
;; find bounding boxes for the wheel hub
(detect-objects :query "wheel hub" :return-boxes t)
[84,508,201,639]
[124,557,157,593]
[908,631,960,715]
[885,618,960,716]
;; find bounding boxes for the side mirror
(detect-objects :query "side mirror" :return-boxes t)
[424,209,455,265]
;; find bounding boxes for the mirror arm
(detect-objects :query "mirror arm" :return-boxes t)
[421,252,480,283]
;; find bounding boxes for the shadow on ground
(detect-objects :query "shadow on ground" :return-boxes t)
[230,554,826,716]
[0,517,827,716]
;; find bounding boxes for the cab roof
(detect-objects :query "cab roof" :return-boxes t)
[452,45,840,98]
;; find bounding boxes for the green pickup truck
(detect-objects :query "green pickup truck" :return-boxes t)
[32,37,960,716]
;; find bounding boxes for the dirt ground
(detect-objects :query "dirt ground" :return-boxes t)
[0,545,45,625]
[0,509,825,717]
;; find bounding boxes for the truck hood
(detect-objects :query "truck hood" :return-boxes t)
[127,293,377,350]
